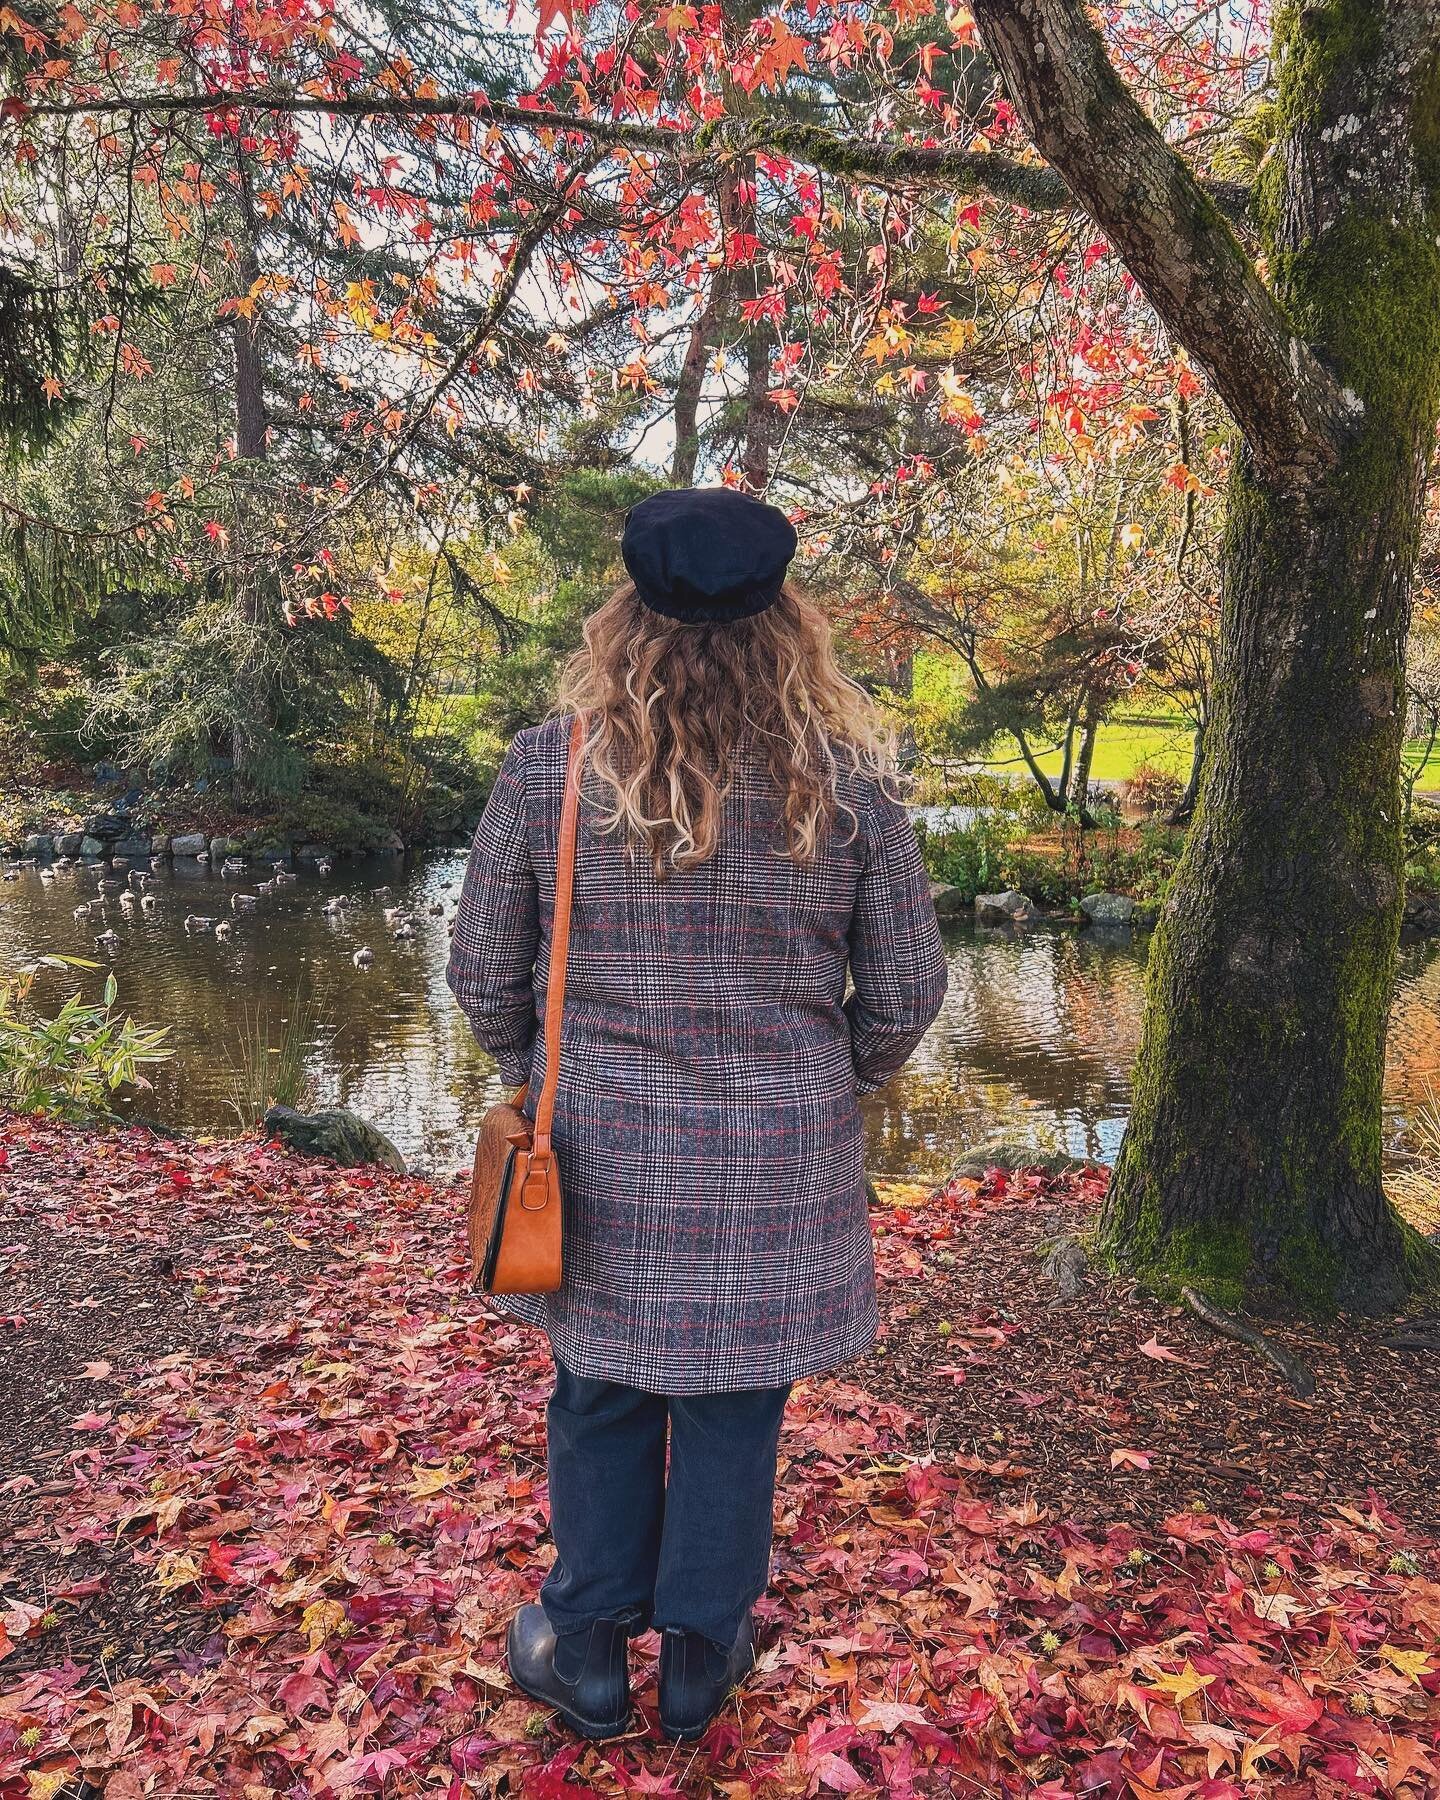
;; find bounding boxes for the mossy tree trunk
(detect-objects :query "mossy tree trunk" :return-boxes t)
[1106,440,1430,1309]
[970,0,1440,1309]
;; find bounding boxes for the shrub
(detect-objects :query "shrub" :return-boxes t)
[1121,762,1185,816]
[1386,1084,1440,1236]
[914,810,1020,902]
[0,959,171,1121]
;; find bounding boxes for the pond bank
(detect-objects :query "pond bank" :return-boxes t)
[0,753,483,865]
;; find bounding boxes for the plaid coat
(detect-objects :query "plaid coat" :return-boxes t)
[446,714,947,1393]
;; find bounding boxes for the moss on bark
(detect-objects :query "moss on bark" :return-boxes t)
[1102,0,1440,1314]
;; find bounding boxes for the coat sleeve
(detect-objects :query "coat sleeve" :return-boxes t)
[446,730,540,1087]
[844,779,948,1095]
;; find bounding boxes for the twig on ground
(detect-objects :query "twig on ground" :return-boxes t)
[1180,1285,1317,1399]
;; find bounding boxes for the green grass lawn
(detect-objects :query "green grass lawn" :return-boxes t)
[983,713,1195,785]
[985,713,1440,790]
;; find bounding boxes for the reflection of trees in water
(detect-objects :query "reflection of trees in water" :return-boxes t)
[7,862,1440,1172]
[0,854,507,1162]
[865,925,1149,1173]
[940,928,1147,1078]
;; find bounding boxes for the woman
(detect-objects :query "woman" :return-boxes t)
[447,486,947,1743]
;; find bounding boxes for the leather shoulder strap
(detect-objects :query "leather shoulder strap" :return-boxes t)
[531,712,586,1159]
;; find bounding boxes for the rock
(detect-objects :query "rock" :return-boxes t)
[263,1105,406,1174]
[1403,890,1440,936]
[1079,891,1137,926]
[254,844,293,865]
[112,834,152,860]
[950,1139,1092,1179]
[170,832,208,857]
[83,812,127,839]
[1132,901,1161,930]
[295,843,337,867]
[150,835,170,856]
[975,889,1039,925]
[368,828,406,856]
[210,835,243,860]
[54,832,85,856]
[22,833,53,858]
[79,836,107,859]
[928,881,973,918]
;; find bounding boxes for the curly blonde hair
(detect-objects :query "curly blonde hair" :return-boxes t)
[553,582,895,878]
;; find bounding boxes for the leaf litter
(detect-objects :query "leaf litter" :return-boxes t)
[1,1115,1437,1797]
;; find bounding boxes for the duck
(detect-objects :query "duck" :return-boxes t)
[129,869,151,891]
[256,879,276,898]
[119,892,137,914]
[316,858,334,876]
[323,896,349,917]
[372,885,392,900]
[427,902,444,916]
[392,920,416,941]
[215,919,233,941]
[353,945,374,968]
[232,892,258,912]
[99,877,125,896]
[141,893,158,914]
[382,906,404,926]
[183,914,215,933]
[95,929,119,952]
[39,865,56,883]
[274,867,297,886]
[221,857,246,877]
[73,903,91,922]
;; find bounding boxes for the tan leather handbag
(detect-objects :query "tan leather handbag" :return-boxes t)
[469,713,585,1294]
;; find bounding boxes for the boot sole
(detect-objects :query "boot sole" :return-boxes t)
[508,1662,631,1741]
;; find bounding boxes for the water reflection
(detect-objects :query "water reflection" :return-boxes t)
[3,851,1439,1177]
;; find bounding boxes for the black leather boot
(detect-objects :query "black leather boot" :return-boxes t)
[657,1612,755,1740]
[506,1603,634,1739]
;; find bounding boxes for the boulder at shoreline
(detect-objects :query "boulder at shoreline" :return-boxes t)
[263,1104,407,1174]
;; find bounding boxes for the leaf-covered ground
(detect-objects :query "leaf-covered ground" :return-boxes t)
[2,1113,1438,1798]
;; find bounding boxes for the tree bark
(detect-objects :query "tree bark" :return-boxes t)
[671,175,736,487]
[969,0,1358,486]
[1068,692,1101,823]
[230,140,271,785]
[1100,2,1440,1309]
[1168,720,1205,826]
[671,281,719,487]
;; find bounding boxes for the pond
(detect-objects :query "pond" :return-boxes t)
[4,849,1440,1179]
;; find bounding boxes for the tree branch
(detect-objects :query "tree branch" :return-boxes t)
[968,0,1357,484]
[14,88,1253,223]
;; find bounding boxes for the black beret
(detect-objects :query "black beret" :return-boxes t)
[621,488,798,623]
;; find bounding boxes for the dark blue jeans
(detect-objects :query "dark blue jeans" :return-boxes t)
[540,1360,791,1648]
